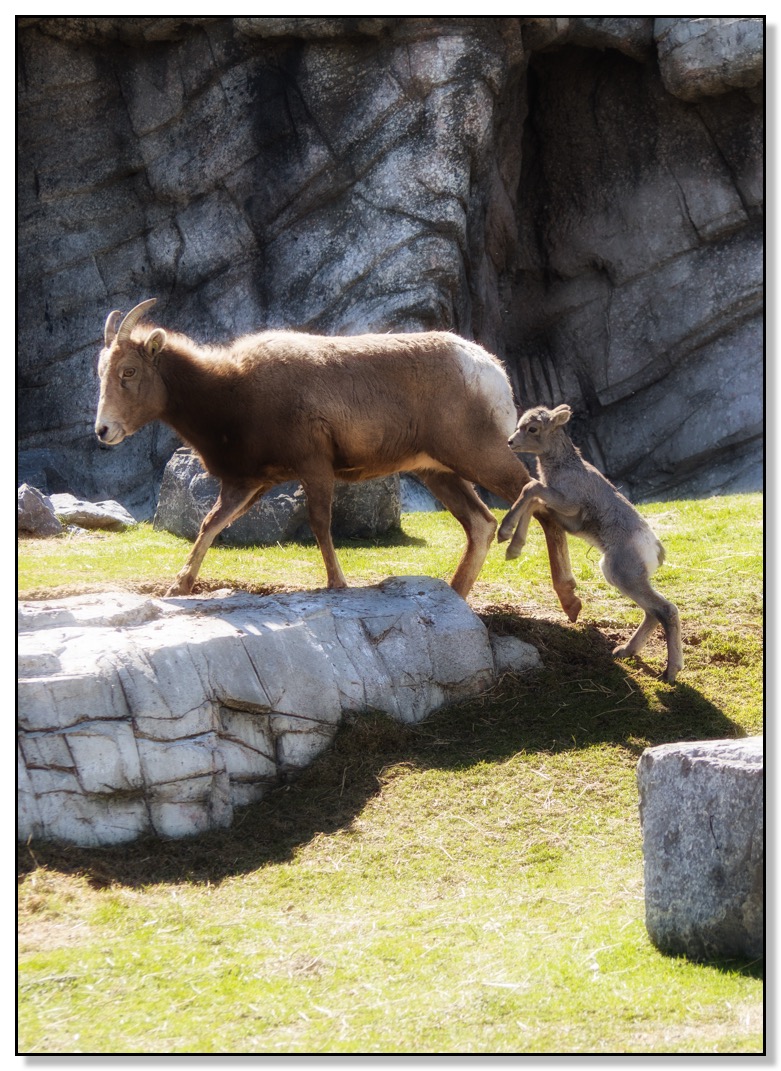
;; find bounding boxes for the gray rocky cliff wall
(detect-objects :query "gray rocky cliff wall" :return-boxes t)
[17,17,763,515]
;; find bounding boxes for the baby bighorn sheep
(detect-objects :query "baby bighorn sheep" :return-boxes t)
[498,404,683,683]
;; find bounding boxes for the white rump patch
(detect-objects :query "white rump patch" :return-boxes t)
[454,341,517,436]
[634,526,663,577]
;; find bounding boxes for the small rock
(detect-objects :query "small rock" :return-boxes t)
[49,493,137,531]
[655,17,764,100]
[17,484,63,536]
[490,634,543,676]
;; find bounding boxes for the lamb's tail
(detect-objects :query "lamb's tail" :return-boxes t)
[656,539,666,568]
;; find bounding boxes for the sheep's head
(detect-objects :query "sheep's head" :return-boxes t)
[95,299,168,445]
[508,404,572,455]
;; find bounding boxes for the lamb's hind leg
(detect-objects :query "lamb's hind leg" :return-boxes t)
[601,550,683,683]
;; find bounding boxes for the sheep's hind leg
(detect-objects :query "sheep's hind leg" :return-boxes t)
[299,466,347,590]
[166,481,267,597]
[499,484,582,623]
[416,471,496,598]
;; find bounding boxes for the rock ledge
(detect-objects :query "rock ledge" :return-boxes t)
[18,578,540,846]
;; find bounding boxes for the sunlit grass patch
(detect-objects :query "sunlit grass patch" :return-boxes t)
[18,493,763,1053]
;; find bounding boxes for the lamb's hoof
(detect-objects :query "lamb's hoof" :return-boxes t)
[497,524,512,543]
[505,545,523,561]
[661,664,682,685]
[612,643,632,659]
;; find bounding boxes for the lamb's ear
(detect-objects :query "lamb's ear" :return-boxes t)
[550,404,572,427]
[144,329,167,361]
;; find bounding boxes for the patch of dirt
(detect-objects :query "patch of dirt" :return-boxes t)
[18,579,300,602]
[18,916,94,954]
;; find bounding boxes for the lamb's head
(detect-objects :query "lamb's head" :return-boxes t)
[95,299,168,445]
[508,404,572,456]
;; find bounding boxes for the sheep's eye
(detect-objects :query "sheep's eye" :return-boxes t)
[121,367,136,379]
[527,425,539,434]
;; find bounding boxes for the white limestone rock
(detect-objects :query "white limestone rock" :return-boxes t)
[18,577,539,845]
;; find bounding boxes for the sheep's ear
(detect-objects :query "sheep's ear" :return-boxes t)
[144,328,167,361]
[550,404,572,427]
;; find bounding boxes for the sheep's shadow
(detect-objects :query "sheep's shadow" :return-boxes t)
[17,611,745,893]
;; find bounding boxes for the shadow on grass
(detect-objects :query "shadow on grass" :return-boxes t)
[17,609,748,903]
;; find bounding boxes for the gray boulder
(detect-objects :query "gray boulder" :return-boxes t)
[400,474,441,513]
[655,18,764,100]
[17,484,63,536]
[49,492,137,531]
[153,447,400,545]
[637,736,763,961]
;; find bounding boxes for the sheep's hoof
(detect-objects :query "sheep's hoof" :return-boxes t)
[497,524,511,543]
[612,643,632,658]
[565,597,582,623]
[166,577,194,597]
[505,544,523,561]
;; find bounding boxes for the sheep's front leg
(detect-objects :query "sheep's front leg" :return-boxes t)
[167,481,267,596]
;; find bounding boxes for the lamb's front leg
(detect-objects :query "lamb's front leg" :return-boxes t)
[500,482,580,561]
[504,505,537,560]
[497,480,543,544]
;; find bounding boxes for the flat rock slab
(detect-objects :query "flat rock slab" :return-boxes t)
[18,578,540,847]
[637,737,763,961]
[50,493,137,531]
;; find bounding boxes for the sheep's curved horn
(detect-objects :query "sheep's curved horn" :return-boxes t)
[115,298,158,344]
[104,310,122,346]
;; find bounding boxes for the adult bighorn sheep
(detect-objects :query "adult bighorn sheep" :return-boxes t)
[498,404,683,683]
[95,298,580,616]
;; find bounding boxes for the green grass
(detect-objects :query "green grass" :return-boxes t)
[18,493,763,1054]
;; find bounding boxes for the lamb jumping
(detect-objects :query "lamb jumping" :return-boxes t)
[95,299,580,616]
[498,404,683,683]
